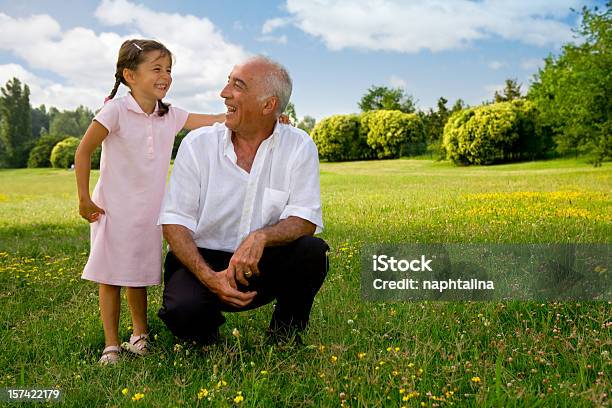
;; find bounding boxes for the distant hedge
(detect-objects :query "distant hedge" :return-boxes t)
[312,110,425,161]
[360,110,424,159]
[50,137,80,169]
[311,114,369,161]
[443,100,547,165]
[27,134,66,168]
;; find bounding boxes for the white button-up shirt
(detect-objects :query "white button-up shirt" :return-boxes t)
[159,122,323,252]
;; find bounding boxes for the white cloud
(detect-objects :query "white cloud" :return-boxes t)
[488,60,506,70]
[270,0,582,53]
[0,64,104,110]
[521,58,544,71]
[389,75,407,89]
[0,0,250,113]
[257,35,289,45]
[262,17,291,34]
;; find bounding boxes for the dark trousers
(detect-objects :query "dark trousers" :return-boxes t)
[158,236,329,343]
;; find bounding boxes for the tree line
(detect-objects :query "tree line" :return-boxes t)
[312,4,610,166]
[0,5,608,169]
[0,78,95,168]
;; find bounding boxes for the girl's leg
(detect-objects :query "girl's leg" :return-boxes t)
[99,283,121,347]
[126,287,148,336]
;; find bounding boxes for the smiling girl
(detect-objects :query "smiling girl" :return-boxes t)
[74,39,226,364]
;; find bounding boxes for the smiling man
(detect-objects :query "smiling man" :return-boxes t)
[157,56,328,345]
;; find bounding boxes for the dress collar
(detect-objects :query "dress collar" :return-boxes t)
[125,92,160,116]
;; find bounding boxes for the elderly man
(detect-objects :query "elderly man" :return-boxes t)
[157,56,328,345]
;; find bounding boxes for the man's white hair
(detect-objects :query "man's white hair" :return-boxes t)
[245,55,292,116]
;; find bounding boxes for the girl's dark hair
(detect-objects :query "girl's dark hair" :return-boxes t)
[108,39,173,116]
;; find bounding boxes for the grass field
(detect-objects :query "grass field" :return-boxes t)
[0,158,610,407]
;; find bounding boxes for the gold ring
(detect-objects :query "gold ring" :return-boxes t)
[244,270,252,278]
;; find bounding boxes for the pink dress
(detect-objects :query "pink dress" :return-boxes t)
[82,93,188,286]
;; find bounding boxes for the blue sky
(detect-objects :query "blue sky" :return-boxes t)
[0,0,601,120]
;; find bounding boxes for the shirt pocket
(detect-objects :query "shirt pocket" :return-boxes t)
[262,187,289,226]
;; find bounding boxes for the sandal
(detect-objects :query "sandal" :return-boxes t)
[121,333,149,356]
[99,345,121,365]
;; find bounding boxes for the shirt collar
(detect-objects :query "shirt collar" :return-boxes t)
[223,120,282,158]
[125,92,160,116]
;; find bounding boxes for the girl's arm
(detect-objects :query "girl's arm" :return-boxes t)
[183,113,226,130]
[75,121,109,223]
[183,113,292,130]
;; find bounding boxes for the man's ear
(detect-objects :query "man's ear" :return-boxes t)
[262,96,278,116]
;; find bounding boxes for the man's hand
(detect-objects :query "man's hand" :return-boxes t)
[229,231,266,286]
[207,269,257,308]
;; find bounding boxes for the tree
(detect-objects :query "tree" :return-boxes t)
[420,97,467,159]
[31,104,50,138]
[443,100,546,165]
[311,114,367,161]
[451,99,466,112]
[27,133,66,168]
[49,106,93,138]
[494,79,523,102]
[0,77,33,168]
[50,137,80,168]
[528,4,611,165]
[358,85,416,113]
[361,110,424,159]
[283,101,298,125]
[297,115,316,133]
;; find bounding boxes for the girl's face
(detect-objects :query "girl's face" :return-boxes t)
[126,50,172,101]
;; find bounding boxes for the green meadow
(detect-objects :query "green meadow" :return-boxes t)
[0,159,610,407]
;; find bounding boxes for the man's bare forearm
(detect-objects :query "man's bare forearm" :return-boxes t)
[162,224,214,284]
[258,216,316,247]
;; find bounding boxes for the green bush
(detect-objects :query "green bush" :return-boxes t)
[27,134,66,168]
[442,101,546,165]
[311,114,369,161]
[50,137,80,169]
[90,146,102,170]
[361,110,424,159]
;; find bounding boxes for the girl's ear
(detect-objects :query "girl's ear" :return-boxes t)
[122,68,135,85]
[262,96,278,116]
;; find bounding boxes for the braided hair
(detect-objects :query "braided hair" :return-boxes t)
[107,39,173,116]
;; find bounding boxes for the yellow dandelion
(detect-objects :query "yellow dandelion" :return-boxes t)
[357,352,366,359]
[260,370,268,375]
[399,388,405,394]
[408,363,414,368]
[318,345,326,352]
[386,346,392,352]
[233,391,244,404]
[131,392,144,401]
[121,388,128,396]
[198,388,209,400]
[392,370,399,376]
[331,355,338,363]
[471,376,481,383]
[395,347,400,352]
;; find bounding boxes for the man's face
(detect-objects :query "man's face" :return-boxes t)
[220,61,268,133]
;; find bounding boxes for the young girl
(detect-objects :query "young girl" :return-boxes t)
[75,39,227,364]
